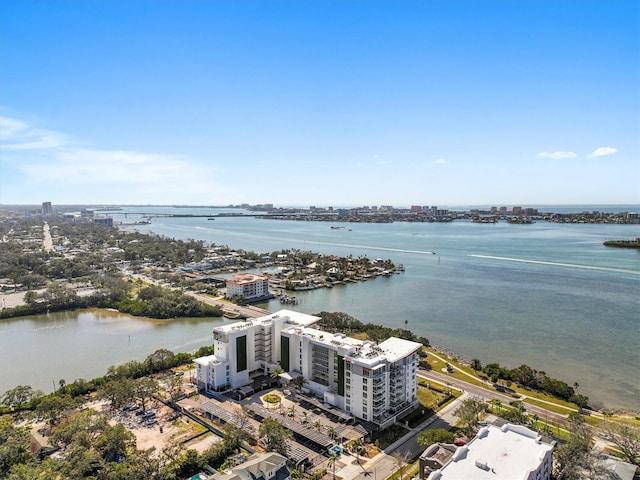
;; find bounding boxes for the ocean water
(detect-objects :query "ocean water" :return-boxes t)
[1,206,638,410]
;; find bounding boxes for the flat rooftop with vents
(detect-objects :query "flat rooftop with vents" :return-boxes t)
[427,424,555,480]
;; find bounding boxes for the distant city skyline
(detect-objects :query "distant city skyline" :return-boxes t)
[1,1,638,205]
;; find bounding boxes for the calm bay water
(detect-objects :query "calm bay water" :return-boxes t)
[0,309,227,395]
[1,206,638,410]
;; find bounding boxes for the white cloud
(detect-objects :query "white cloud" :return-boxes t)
[0,115,230,201]
[589,146,617,158]
[538,151,577,160]
[0,115,65,150]
[434,158,448,165]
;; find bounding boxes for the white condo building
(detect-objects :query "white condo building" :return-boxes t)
[426,424,555,480]
[226,273,270,301]
[195,309,422,428]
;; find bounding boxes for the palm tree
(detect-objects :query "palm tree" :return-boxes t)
[302,411,308,424]
[327,450,338,480]
[528,414,540,431]
[327,425,336,440]
[271,367,284,387]
[352,437,366,470]
[292,375,307,392]
[489,398,502,414]
[314,419,322,432]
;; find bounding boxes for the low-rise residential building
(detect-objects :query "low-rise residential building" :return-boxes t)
[194,309,422,429]
[206,452,290,480]
[426,424,555,480]
[226,273,270,301]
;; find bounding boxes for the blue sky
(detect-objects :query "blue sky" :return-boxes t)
[1,0,638,207]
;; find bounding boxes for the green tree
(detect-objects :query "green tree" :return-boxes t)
[327,450,338,480]
[454,397,485,435]
[164,374,184,403]
[291,375,307,392]
[259,418,291,456]
[418,428,455,447]
[554,413,601,479]
[351,437,366,470]
[34,394,78,425]
[569,393,590,409]
[100,377,136,410]
[144,349,176,373]
[135,378,159,412]
[0,418,32,477]
[95,423,135,462]
[1,385,39,410]
[23,291,39,305]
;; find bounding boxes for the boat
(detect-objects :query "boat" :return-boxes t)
[207,217,216,220]
[223,310,241,319]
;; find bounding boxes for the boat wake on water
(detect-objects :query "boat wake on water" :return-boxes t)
[301,240,436,255]
[468,254,640,275]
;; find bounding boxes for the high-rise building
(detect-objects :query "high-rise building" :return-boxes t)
[194,309,422,429]
[42,202,53,216]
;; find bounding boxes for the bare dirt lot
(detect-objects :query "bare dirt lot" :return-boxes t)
[91,398,209,454]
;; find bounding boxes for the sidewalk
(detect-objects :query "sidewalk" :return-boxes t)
[335,394,468,479]
[382,393,468,455]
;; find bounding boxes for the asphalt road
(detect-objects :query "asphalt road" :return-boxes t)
[418,369,570,424]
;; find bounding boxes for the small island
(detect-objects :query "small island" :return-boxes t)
[603,237,640,249]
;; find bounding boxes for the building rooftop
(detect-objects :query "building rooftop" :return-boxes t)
[226,273,268,285]
[213,309,320,334]
[283,325,364,349]
[194,355,221,366]
[427,424,554,480]
[376,337,423,363]
[209,452,289,480]
[269,309,321,326]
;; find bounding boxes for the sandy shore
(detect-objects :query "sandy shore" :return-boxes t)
[0,291,28,309]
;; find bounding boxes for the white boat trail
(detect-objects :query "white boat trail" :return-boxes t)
[300,240,436,255]
[468,254,639,275]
